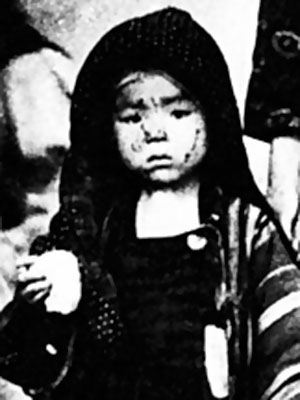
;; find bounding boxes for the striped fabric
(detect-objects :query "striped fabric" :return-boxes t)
[250,213,300,400]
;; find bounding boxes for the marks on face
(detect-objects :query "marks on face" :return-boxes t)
[113,71,208,186]
[184,128,203,163]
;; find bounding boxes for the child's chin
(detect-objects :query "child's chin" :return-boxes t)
[144,169,181,186]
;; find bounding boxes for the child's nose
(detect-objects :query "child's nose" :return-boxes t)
[141,117,167,143]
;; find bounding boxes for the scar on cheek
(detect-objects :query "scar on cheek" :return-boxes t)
[131,141,142,152]
[184,129,203,162]
[190,128,201,152]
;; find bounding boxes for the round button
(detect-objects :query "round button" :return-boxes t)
[187,234,207,251]
[210,213,220,222]
[45,343,57,355]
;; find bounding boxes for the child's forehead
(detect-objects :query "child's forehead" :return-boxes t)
[115,70,194,103]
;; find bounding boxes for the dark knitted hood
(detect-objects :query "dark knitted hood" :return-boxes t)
[60,7,267,222]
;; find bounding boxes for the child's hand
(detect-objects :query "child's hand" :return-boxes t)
[17,259,52,304]
[17,251,82,315]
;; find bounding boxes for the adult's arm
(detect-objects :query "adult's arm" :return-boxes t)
[249,212,300,400]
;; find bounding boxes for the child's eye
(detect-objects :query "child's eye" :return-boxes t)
[118,113,141,124]
[171,109,192,119]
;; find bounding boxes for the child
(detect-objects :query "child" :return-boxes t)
[1,7,300,400]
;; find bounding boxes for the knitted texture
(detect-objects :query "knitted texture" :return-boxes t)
[71,6,234,137]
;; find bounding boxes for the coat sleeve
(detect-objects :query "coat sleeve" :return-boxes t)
[0,197,124,397]
[249,212,300,400]
[0,300,76,397]
[30,196,125,351]
[0,198,84,395]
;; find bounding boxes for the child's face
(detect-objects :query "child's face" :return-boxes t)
[113,71,207,186]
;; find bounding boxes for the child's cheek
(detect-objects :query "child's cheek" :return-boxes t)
[115,123,143,154]
[119,124,143,153]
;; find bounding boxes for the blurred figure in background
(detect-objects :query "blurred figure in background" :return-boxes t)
[0,0,71,253]
[0,2,71,399]
[245,0,300,251]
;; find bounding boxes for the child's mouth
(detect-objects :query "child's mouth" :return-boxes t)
[147,155,172,163]
[146,155,173,172]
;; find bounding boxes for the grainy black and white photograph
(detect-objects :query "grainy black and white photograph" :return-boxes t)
[0,1,300,399]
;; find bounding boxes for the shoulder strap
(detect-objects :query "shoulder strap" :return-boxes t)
[226,198,251,399]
